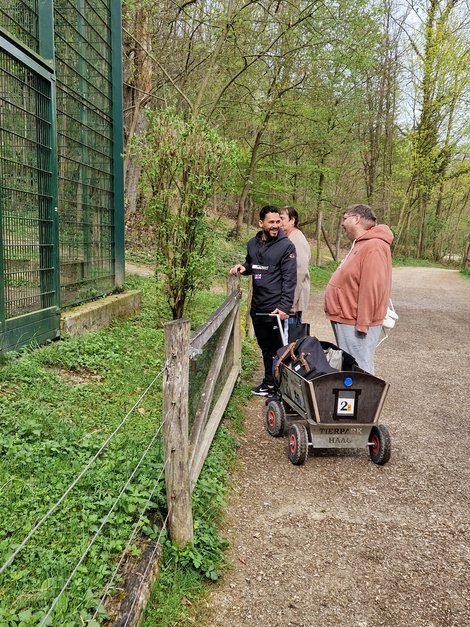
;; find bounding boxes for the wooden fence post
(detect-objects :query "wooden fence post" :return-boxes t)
[163,318,193,547]
[227,273,241,369]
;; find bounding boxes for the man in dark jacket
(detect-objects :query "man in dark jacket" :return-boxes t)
[230,205,297,395]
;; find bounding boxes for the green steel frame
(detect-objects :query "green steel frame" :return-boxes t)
[0,30,60,350]
[0,1,124,352]
[111,1,124,288]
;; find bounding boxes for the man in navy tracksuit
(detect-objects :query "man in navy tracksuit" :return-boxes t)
[230,205,297,395]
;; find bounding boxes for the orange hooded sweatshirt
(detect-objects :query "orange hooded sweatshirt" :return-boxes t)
[324,224,394,334]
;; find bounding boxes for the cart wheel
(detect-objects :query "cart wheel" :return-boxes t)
[287,423,308,465]
[265,400,286,437]
[368,424,391,465]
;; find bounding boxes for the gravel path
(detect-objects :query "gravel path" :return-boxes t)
[206,266,470,627]
[125,262,154,278]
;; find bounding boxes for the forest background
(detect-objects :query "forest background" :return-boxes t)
[122,0,469,294]
[1,3,469,623]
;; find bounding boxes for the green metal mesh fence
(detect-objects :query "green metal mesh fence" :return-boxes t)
[0,47,54,318]
[0,1,121,349]
[54,0,115,306]
[0,2,39,53]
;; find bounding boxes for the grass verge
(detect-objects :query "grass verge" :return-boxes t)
[141,339,258,626]
[0,276,224,622]
[310,261,339,289]
[0,268,259,626]
[392,255,446,267]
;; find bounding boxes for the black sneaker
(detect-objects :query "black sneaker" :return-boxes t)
[251,383,270,396]
[266,389,281,401]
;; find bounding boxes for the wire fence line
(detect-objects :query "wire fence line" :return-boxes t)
[90,457,170,623]
[39,417,167,626]
[2,280,241,624]
[0,364,167,577]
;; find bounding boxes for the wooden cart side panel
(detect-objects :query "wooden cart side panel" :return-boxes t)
[311,373,387,424]
[280,365,388,425]
[279,365,316,421]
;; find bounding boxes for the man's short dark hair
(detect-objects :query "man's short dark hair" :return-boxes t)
[345,204,377,225]
[280,205,299,227]
[259,205,280,220]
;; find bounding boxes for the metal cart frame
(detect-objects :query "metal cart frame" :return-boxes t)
[265,363,392,465]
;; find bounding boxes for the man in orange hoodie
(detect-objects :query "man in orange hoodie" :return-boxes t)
[324,204,393,374]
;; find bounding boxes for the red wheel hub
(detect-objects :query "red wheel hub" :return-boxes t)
[267,410,275,428]
[370,434,380,454]
[289,433,297,454]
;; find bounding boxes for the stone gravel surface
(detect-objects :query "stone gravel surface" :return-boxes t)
[205,267,470,627]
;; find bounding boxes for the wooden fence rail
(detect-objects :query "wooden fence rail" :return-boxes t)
[163,274,241,546]
[111,276,242,625]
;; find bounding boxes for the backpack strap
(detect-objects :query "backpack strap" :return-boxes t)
[274,342,297,380]
[298,352,309,372]
[289,344,297,361]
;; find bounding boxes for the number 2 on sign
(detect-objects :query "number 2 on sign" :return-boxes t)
[337,391,355,415]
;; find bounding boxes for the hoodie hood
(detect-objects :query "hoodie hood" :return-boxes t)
[356,224,394,245]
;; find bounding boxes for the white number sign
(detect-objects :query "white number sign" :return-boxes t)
[337,390,355,416]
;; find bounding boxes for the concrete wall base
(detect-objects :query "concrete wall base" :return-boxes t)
[60,290,142,337]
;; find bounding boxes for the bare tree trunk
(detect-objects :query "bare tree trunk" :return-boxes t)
[417,191,427,258]
[315,159,326,265]
[463,235,470,269]
[380,2,394,220]
[362,73,385,206]
[236,108,273,237]
[316,210,322,266]
[335,219,341,260]
[122,7,153,221]
[237,152,256,236]
[404,209,412,258]
[382,46,398,223]
[321,224,337,261]
[432,178,446,261]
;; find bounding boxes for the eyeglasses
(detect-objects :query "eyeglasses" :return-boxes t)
[342,214,357,221]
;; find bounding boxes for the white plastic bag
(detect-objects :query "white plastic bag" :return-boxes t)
[377,300,398,348]
[382,300,398,329]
